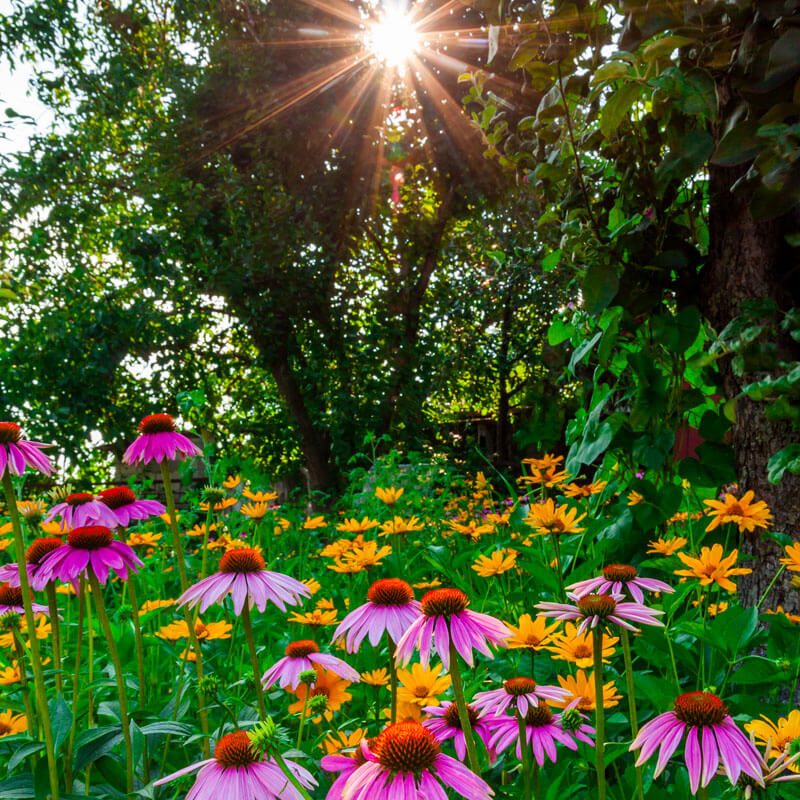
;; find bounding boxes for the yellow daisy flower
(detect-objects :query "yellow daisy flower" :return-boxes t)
[362,668,390,687]
[0,662,21,685]
[563,481,607,498]
[472,549,518,577]
[627,491,644,506]
[243,489,279,503]
[647,536,688,556]
[240,502,270,520]
[525,500,586,536]
[380,516,424,536]
[746,710,800,766]
[336,517,380,534]
[222,475,242,490]
[674,544,752,593]
[549,670,621,710]
[397,663,451,708]
[547,622,618,668]
[703,490,773,534]
[288,608,339,627]
[781,543,800,573]
[375,487,404,505]
[0,709,27,737]
[156,618,233,642]
[138,599,176,616]
[303,516,327,530]
[323,728,368,754]
[505,614,560,651]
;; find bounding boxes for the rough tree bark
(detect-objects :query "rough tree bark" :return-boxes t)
[701,86,800,610]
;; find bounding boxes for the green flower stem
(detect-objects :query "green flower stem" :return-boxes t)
[757,564,785,609]
[552,535,566,600]
[241,602,267,719]
[388,636,398,724]
[64,581,86,793]
[273,752,314,800]
[87,570,133,796]
[126,574,150,785]
[592,628,606,800]
[517,711,533,799]
[159,460,211,757]
[44,584,63,695]
[11,628,37,736]
[2,472,60,800]
[447,638,480,774]
[199,505,214,581]
[296,692,309,749]
[621,629,644,800]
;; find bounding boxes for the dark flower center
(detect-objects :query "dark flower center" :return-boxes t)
[0,583,23,607]
[68,526,113,550]
[214,731,258,768]
[26,538,63,565]
[573,644,592,659]
[368,578,414,606]
[602,564,637,582]
[285,639,320,658]
[98,487,137,509]
[65,493,95,507]
[375,722,440,773]
[219,548,265,574]
[524,705,554,727]
[0,423,22,444]
[504,677,537,696]
[0,720,10,735]
[577,594,617,618]
[443,703,478,730]
[420,588,469,617]
[138,414,176,434]
[673,692,728,726]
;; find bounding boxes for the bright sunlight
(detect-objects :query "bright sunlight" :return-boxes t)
[366,7,420,67]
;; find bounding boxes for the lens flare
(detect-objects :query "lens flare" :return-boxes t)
[367,8,419,68]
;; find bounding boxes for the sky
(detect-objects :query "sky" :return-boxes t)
[0,0,53,155]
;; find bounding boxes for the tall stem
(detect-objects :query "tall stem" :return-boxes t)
[2,472,60,800]
[44,584,62,695]
[11,629,37,736]
[388,636,398,724]
[127,575,150,784]
[592,628,606,800]
[621,629,644,800]
[241,603,267,719]
[159,460,210,756]
[87,570,133,796]
[65,582,85,792]
[447,638,480,773]
[517,711,533,799]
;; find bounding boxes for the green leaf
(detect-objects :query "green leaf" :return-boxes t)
[655,130,714,195]
[712,121,762,166]
[582,263,619,315]
[599,82,642,139]
[48,694,72,754]
[548,318,573,346]
[7,742,46,772]
[767,444,800,484]
[642,35,695,61]
[710,606,759,660]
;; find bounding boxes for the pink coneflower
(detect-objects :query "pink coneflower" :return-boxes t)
[0,583,49,615]
[35,525,142,585]
[332,578,421,652]
[339,721,494,800]
[321,746,368,800]
[473,677,570,717]
[262,639,360,690]
[47,492,119,530]
[154,730,317,800]
[536,592,664,633]
[487,705,594,766]
[123,413,202,465]
[0,537,64,589]
[178,548,310,616]
[630,691,764,794]
[0,422,53,477]
[568,564,673,604]
[423,702,497,763]
[395,588,511,669]
[97,486,165,527]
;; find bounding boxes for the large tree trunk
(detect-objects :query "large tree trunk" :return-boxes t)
[701,122,800,610]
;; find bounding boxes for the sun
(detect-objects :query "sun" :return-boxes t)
[367,7,420,68]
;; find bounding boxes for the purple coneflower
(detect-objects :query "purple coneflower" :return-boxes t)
[97,486,165,527]
[0,537,64,590]
[35,525,142,585]
[473,676,570,717]
[0,422,52,477]
[123,413,201,465]
[395,588,511,669]
[262,639,360,690]
[423,702,497,763]
[178,547,309,616]
[154,731,317,800]
[568,564,673,604]
[488,705,594,766]
[536,592,664,633]
[0,583,49,616]
[332,578,420,652]
[630,691,764,794]
[47,492,119,529]
[339,721,494,800]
